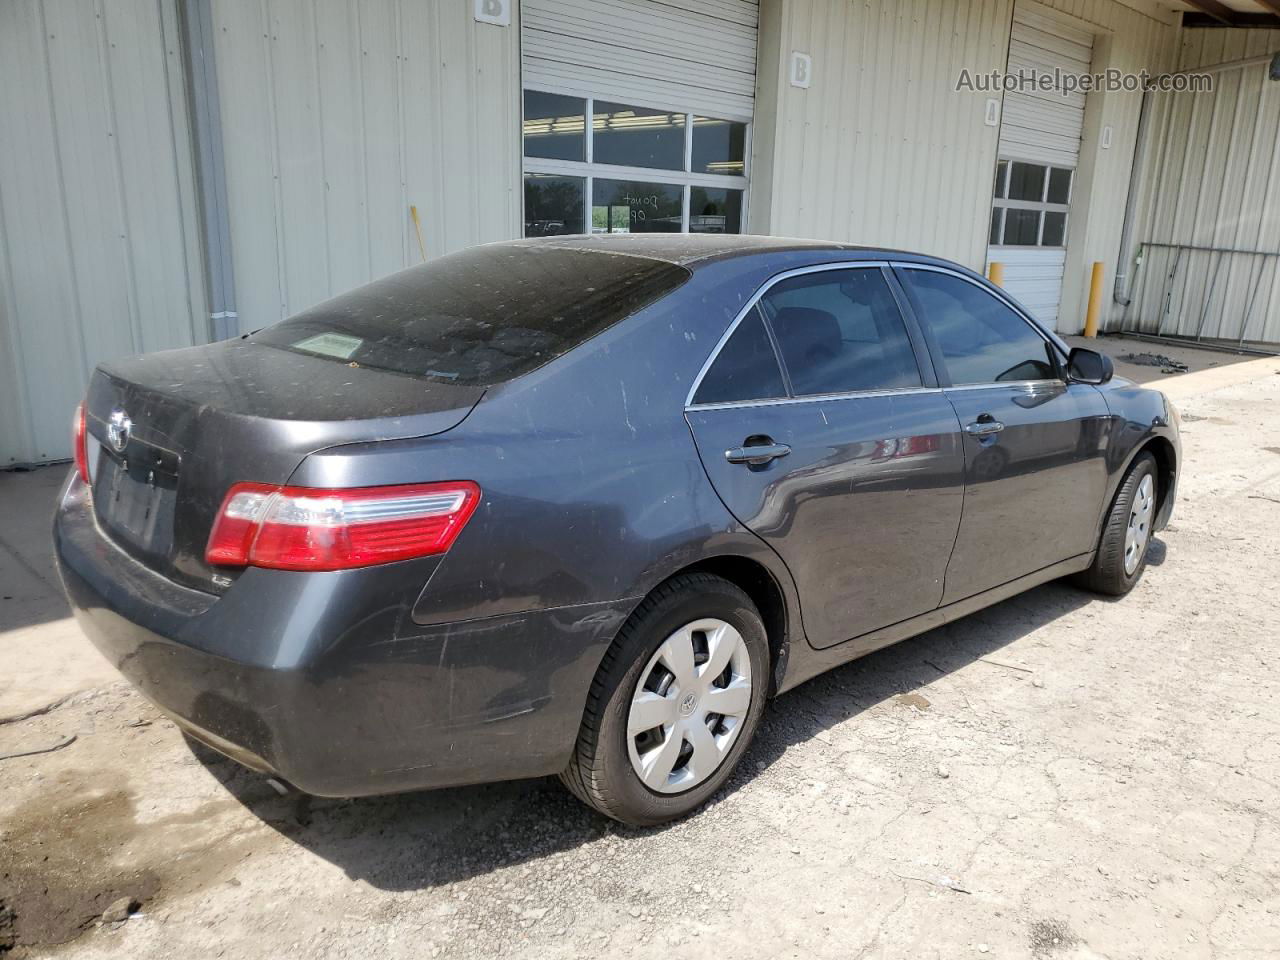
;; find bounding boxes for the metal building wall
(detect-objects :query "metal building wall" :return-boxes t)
[749,0,1179,333]
[210,0,522,332]
[0,0,206,466]
[1125,28,1280,345]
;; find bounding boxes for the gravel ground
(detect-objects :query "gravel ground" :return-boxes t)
[2,363,1279,960]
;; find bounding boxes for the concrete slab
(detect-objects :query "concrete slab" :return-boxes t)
[1063,332,1265,386]
[0,465,118,720]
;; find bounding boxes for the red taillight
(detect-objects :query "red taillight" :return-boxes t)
[73,404,90,486]
[205,481,481,571]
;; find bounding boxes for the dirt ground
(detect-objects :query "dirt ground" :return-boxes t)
[2,342,1279,960]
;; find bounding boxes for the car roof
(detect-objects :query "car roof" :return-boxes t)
[506,233,962,270]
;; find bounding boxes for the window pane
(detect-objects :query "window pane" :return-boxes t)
[1042,211,1067,247]
[1047,167,1073,204]
[592,102,686,170]
[693,308,786,405]
[1007,162,1047,201]
[1002,208,1041,245]
[904,270,1057,385]
[691,117,746,175]
[591,179,683,233]
[994,160,1009,198]
[253,247,690,386]
[989,207,1003,244]
[523,91,585,161]
[762,269,922,396]
[524,174,584,237]
[689,187,742,233]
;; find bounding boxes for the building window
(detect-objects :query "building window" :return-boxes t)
[521,89,748,237]
[989,159,1072,248]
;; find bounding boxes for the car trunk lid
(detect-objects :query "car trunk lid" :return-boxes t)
[84,338,484,593]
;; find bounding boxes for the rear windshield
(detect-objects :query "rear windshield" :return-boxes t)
[251,245,690,385]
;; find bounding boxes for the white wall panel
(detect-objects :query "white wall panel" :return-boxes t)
[751,0,1179,334]
[211,0,522,331]
[1126,28,1280,345]
[0,0,205,465]
[522,0,759,120]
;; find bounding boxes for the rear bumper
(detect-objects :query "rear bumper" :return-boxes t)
[53,474,633,796]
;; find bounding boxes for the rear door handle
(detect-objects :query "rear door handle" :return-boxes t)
[725,442,791,465]
[964,419,1005,436]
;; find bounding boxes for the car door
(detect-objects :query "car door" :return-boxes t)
[685,264,966,649]
[895,264,1112,604]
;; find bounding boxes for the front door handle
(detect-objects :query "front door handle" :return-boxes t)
[725,442,791,465]
[964,418,1005,437]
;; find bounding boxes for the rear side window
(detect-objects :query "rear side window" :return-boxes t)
[252,246,690,386]
[902,269,1058,385]
[760,268,922,396]
[693,308,786,405]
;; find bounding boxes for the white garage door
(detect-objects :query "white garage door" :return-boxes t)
[520,0,757,239]
[987,5,1093,330]
[522,0,758,122]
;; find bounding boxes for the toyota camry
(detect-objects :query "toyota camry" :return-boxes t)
[55,235,1179,825]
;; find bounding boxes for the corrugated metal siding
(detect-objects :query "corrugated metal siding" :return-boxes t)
[754,0,1016,268]
[0,0,205,465]
[211,0,521,331]
[753,0,1178,334]
[522,0,759,120]
[1125,28,1280,344]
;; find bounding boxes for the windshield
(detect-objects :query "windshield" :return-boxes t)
[251,244,690,386]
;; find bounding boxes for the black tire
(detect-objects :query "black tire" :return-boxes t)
[560,573,770,826]
[1077,452,1158,596]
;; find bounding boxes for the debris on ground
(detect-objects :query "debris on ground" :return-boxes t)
[1121,352,1190,374]
[101,897,138,925]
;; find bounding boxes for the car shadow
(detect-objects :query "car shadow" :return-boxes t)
[192,577,1098,892]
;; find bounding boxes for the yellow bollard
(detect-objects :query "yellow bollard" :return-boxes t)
[1083,261,1105,338]
[987,261,1004,287]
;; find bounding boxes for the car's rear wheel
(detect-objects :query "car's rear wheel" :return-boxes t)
[560,573,769,826]
[1078,451,1158,596]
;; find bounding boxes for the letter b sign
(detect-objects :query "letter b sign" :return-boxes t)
[475,0,510,26]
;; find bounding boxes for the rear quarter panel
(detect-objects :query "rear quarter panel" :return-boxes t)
[288,256,818,630]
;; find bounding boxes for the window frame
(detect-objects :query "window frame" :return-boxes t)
[522,87,750,236]
[892,263,1069,389]
[686,263,937,410]
[989,158,1073,250]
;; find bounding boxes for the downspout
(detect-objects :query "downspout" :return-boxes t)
[1112,89,1152,308]
[179,0,239,341]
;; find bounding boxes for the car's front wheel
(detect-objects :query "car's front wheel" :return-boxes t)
[1078,451,1158,596]
[560,573,769,826]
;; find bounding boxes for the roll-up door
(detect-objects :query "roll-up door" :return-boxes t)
[521,0,758,122]
[987,4,1094,330]
[520,0,758,239]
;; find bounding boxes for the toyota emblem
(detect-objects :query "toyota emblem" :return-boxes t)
[107,408,132,453]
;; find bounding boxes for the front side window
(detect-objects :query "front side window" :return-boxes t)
[521,89,748,237]
[760,269,922,396]
[903,269,1059,385]
[693,308,786,405]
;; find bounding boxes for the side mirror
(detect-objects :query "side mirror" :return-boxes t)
[1067,347,1114,385]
